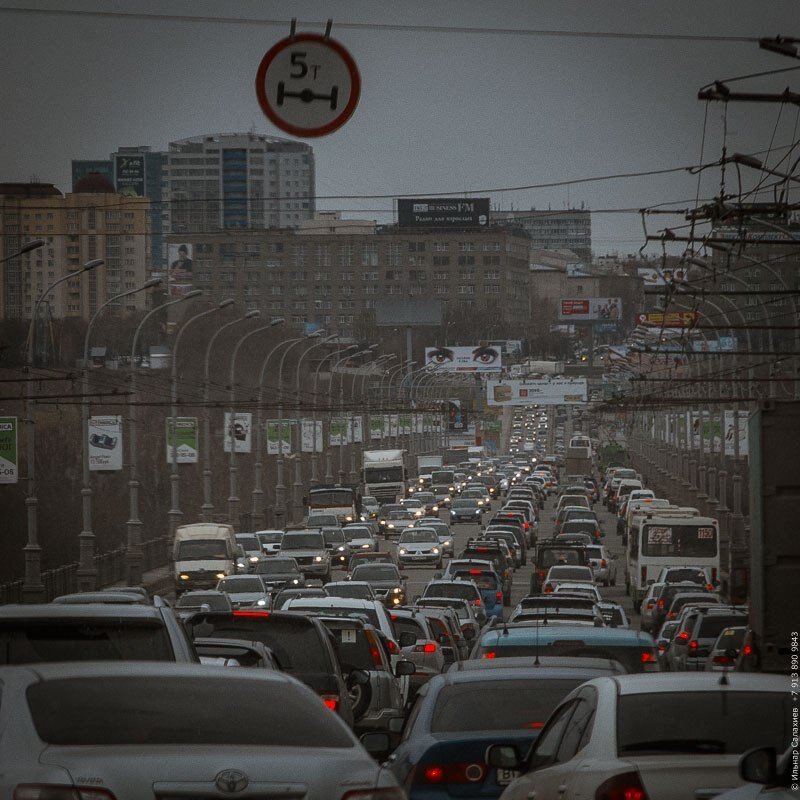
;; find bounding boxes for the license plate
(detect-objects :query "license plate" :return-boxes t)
[496,768,520,785]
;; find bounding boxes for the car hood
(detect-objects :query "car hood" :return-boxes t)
[280,548,327,558]
[398,541,439,550]
[37,745,394,798]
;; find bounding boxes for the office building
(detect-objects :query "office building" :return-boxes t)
[491,207,592,261]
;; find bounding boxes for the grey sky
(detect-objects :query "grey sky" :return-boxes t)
[1,0,798,255]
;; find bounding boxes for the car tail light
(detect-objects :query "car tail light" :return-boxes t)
[689,640,698,651]
[667,612,676,619]
[386,639,399,655]
[496,591,503,602]
[646,601,654,609]
[321,693,339,711]
[676,630,689,641]
[544,585,553,593]
[469,569,482,575]
[14,788,117,800]
[706,584,714,592]
[414,641,437,654]
[370,644,384,666]
[595,770,649,800]
[640,566,647,584]
[712,654,734,665]
[233,610,270,617]
[657,643,667,652]
[482,650,496,659]
[474,598,481,605]
[657,599,664,608]
[601,559,607,567]
[413,763,486,785]
[640,650,656,664]
[743,643,753,656]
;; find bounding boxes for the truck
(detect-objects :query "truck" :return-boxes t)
[564,447,593,479]
[744,401,798,673]
[363,449,408,504]
[307,484,361,525]
[413,455,444,491]
[173,522,237,595]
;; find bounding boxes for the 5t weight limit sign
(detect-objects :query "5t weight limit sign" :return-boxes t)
[256,33,361,138]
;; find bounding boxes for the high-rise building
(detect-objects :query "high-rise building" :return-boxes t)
[164,133,315,234]
[71,159,113,189]
[0,176,150,321]
[491,208,592,261]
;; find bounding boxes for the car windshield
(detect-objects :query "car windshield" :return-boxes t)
[388,511,413,519]
[256,532,283,544]
[176,540,229,560]
[452,572,497,590]
[664,568,708,583]
[325,584,373,599]
[26,676,353,747]
[452,500,478,509]
[235,535,260,550]
[218,577,264,593]
[399,530,438,543]
[431,679,583,732]
[351,565,401,581]
[255,559,299,575]
[642,524,718,558]
[281,533,324,549]
[322,529,345,545]
[344,527,372,541]
[617,692,790,755]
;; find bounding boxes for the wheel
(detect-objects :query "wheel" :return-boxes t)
[347,676,373,721]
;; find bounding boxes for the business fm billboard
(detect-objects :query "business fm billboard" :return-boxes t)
[398,198,489,228]
[486,379,588,406]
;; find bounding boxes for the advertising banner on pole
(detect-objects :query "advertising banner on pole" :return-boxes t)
[266,420,292,455]
[688,411,700,449]
[424,345,502,373]
[88,415,123,471]
[223,412,252,453]
[165,417,199,463]
[724,410,749,456]
[370,416,384,440]
[701,412,722,451]
[352,415,363,443]
[389,414,399,437]
[300,419,322,453]
[0,417,18,484]
[399,414,412,435]
[329,417,348,446]
[486,378,588,406]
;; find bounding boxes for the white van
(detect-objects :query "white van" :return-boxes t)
[173,523,237,595]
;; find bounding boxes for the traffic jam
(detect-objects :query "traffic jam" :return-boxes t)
[0,407,791,800]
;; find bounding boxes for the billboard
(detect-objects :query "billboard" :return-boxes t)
[168,243,193,298]
[0,417,18,484]
[724,410,749,457]
[266,420,292,455]
[398,197,489,228]
[88,415,123,470]
[223,412,252,453]
[301,419,323,453]
[370,416,384,440]
[486,378,588,406]
[559,298,622,321]
[329,417,348,446]
[448,399,467,431]
[165,417,199,463]
[114,154,145,197]
[425,345,502,373]
[635,311,698,328]
[637,267,688,286]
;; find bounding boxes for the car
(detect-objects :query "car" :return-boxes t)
[361,495,380,519]
[487,673,790,800]
[194,637,282,669]
[279,530,332,582]
[584,544,617,586]
[174,589,233,619]
[388,608,447,694]
[377,503,405,531]
[384,509,419,536]
[235,533,264,568]
[0,662,403,797]
[651,581,716,631]
[349,562,407,606]
[342,523,379,552]
[413,596,482,643]
[460,486,492,508]
[419,579,487,625]
[654,620,679,670]
[254,529,284,555]
[0,602,198,663]
[449,497,483,523]
[252,556,305,593]
[669,606,748,671]
[542,564,594,592]
[325,580,377,601]
[560,518,603,541]
[656,565,715,589]
[305,512,340,528]
[482,529,524,567]
[437,565,505,621]
[321,526,351,569]
[186,609,359,727]
[397,527,443,568]
[530,542,589,594]
[473,624,658,674]
[347,550,398,575]
[412,606,467,664]
[413,518,454,557]
[410,491,440,516]
[640,581,666,633]
[399,497,427,519]
[595,602,629,629]
[387,667,610,799]
[705,625,747,671]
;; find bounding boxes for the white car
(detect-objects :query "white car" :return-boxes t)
[489,673,789,800]
[584,544,617,587]
[0,662,403,798]
[397,527,443,568]
[551,582,602,603]
[639,581,666,632]
[543,564,595,592]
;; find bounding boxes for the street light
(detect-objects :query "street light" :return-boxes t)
[344,345,379,482]
[385,360,415,446]
[167,298,235,538]
[331,347,373,483]
[21,255,104,603]
[199,305,256,521]
[126,289,202,584]
[227,316,285,526]
[0,238,45,265]
[77,276,161,592]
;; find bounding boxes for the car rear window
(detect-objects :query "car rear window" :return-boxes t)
[186,616,330,674]
[431,679,583,732]
[392,616,426,642]
[549,566,592,581]
[617,691,790,755]
[27,676,353,747]
[0,619,174,664]
[452,572,497,590]
[540,549,583,567]
[481,641,647,673]
[695,615,748,640]
[319,623,375,671]
[423,584,478,601]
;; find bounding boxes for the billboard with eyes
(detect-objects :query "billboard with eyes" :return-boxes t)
[424,345,503,373]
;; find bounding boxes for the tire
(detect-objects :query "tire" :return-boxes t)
[347,677,373,721]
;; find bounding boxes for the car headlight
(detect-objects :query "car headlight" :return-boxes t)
[216,572,227,579]
[292,578,300,584]
[432,505,439,512]
[391,587,403,594]
[414,510,423,517]
[443,539,452,547]
[432,548,440,554]
[360,514,367,521]
[474,509,481,514]
[380,520,387,526]
[314,556,323,562]
[179,573,190,581]
[387,523,395,529]
[345,515,353,522]
[361,543,371,549]
[257,599,267,606]
[448,486,455,492]
[249,556,259,563]
[337,546,346,552]
[398,548,407,555]
[477,500,484,506]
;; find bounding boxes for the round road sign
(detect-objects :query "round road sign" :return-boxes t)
[255,33,361,138]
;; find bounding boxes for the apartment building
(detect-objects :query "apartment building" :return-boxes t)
[491,207,592,261]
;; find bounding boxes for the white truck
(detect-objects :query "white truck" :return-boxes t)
[173,522,237,595]
[363,449,408,504]
[413,455,444,491]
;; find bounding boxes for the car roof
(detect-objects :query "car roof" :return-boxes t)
[480,624,653,646]
[0,603,165,619]
[605,672,788,694]
[286,597,378,609]
[430,666,617,687]
[449,656,626,674]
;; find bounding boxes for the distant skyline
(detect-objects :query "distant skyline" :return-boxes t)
[1,1,798,256]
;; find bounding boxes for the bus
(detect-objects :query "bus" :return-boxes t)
[307,485,361,525]
[628,512,718,611]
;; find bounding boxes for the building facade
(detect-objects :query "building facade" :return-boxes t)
[491,208,592,261]
[164,133,315,235]
[0,178,151,321]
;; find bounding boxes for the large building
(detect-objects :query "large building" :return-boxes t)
[491,208,592,261]
[173,221,531,339]
[164,133,315,234]
[0,176,151,321]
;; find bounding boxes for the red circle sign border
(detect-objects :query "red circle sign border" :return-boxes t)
[255,32,361,138]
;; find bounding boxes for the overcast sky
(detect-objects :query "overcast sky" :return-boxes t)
[1,0,798,256]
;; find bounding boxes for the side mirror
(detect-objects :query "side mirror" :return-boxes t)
[739,746,779,785]
[398,631,417,648]
[486,743,522,770]
[360,731,392,760]
[395,659,416,677]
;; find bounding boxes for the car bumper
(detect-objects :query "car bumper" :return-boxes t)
[398,553,441,565]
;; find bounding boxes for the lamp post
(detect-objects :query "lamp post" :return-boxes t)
[360,354,395,452]
[386,361,415,447]
[78,277,161,592]
[0,238,45,265]
[332,348,373,483]
[200,304,252,522]
[273,331,325,526]
[347,345,379,482]
[168,299,233,538]
[314,344,358,484]
[292,334,337,519]
[21,245,91,603]
[227,316,286,527]
[126,289,202,585]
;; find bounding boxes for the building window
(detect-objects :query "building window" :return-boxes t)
[457,255,475,266]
